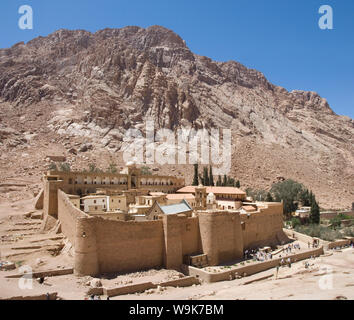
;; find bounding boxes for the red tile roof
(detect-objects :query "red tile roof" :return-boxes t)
[166,193,195,200]
[177,186,246,195]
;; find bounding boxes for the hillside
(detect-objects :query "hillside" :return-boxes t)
[0,25,353,209]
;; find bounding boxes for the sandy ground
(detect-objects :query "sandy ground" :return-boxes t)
[0,198,353,300]
[118,248,354,300]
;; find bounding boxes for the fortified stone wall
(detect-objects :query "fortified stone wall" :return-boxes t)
[57,190,87,246]
[181,216,202,257]
[94,218,165,274]
[241,203,284,249]
[198,211,244,265]
[56,190,285,276]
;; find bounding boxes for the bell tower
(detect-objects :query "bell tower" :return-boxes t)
[195,184,207,210]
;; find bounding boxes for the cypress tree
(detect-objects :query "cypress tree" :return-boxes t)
[266,192,274,202]
[217,175,222,186]
[236,180,241,188]
[203,167,209,186]
[223,175,227,186]
[310,196,320,224]
[192,164,199,186]
[209,166,214,186]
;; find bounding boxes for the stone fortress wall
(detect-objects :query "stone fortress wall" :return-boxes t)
[55,190,285,276]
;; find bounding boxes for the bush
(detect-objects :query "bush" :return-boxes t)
[291,217,301,229]
[59,162,71,172]
[330,214,352,229]
[48,163,57,171]
[271,179,304,217]
[141,166,152,175]
[343,227,354,237]
[295,224,342,241]
[107,163,118,174]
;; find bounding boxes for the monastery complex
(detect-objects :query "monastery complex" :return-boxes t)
[35,163,288,276]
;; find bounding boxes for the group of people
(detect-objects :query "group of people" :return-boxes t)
[86,295,110,300]
[308,240,319,249]
[244,249,273,262]
[285,243,301,254]
[244,241,303,263]
[280,257,292,268]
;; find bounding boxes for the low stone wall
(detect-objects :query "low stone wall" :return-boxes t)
[99,276,200,297]
[5,268,74,279]
[283,229,329,247]
[104,282,156,297]
[327,239,353,250]
[159,276,200,288]
[86,287,104,296]
[2,292,57,300]
[34,189,44,210]
[321,211,354,220]
[187,247,324,283]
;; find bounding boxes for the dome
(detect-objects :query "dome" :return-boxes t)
[207,192,216,203]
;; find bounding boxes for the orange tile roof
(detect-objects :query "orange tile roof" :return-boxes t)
[166,193,195,200]
[177,186,246,195]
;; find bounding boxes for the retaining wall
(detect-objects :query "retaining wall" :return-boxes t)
[187,247,324,283]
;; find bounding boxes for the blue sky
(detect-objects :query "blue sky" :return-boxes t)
[0,0,353,118]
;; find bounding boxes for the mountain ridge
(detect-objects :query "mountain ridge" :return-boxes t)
[0,25,352,209]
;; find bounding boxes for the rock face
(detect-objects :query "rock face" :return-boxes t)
[0,25,353,209]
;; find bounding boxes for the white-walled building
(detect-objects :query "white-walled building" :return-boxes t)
[82,195,109,213]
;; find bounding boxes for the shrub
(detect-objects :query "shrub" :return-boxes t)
[291,217,301,229]
[107,163,118,174]
[48,163,57,171]
[59,162,71,172]
[295,224,342,241]
[141,166,152,175]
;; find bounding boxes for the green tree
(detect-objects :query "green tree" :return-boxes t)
[216,175,222,186]
[89,163,96,173]
[209,166,214,186]
[48,163,57,171]
[266,192,274,202]
[192,164,199,186]
[202,166,209,186]
[291,217,301,229]
[88,163,102,173]
[310,197,320,224]
[222,175,227,186]
[107,163,118,174]
[141,166,152,175]
[59,162,71,172]
[235,180,241,188]
[270,179,304,218]
[299,189,311,206]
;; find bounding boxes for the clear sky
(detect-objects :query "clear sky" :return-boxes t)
[0,0,353,118]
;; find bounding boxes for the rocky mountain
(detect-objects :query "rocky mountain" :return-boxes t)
[0,25,353,209]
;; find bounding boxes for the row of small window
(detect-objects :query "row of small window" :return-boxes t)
[68,179,127,185]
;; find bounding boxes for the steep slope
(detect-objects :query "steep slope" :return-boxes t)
[0,26,353,209]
